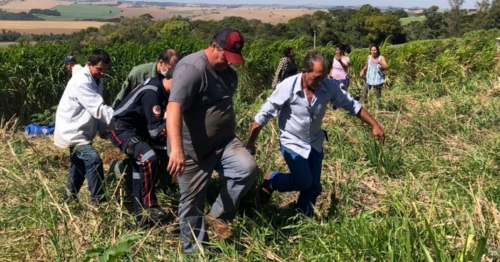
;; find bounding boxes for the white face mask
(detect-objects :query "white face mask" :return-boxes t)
[160,69,169,76]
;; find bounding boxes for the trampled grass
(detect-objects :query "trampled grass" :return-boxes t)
[1,74,499,261]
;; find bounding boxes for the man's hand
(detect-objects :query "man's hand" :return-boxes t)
[167,149,185,177]
[246,141,256,155]
[99,131,107,139]
[372,125,385,143]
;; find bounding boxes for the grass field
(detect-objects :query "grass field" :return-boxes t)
[400,16,426,25]
[37,4,121,21]
[1,73,500,260]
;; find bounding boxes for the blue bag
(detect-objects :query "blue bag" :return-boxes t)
[25,123,55,136]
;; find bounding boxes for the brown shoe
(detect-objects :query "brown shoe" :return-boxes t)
[205,214,233,240]
[259,171,274,205]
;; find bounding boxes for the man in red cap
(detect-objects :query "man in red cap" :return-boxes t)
[166,28,258,253]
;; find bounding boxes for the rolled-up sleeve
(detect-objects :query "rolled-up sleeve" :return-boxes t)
[330,82,362,116]
[254,82,292,126]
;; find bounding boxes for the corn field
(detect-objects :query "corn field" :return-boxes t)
[0,28,499,123]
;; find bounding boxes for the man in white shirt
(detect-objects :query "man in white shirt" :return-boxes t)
[63,55,84,75]
[55,49,114,205]
[246,51,385,217]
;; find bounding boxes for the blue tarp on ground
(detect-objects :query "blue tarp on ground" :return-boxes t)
[25,123,54,136]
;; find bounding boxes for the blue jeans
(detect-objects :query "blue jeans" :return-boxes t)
[269,145,323,216]
[65,144,106,204]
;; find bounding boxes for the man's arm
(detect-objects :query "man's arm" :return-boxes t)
[166,101,185,176]
[246,121,263,154]
[246,77,293,153]
[356,107,385,143]
[112,74,136,108]
[76,82,113,124]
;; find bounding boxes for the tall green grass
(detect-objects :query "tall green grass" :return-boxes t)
[0,28,500,260]
[1,71,499,261]
[1,29,498,123]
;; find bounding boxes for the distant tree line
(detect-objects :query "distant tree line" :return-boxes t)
[2,3,500,48]
[28,9,60,16]
[0,9,42,20]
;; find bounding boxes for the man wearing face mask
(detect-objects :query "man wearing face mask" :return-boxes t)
[112,48,178,109]
[107,74,173,228]
[108,48,178,195]
[246,51,385,217]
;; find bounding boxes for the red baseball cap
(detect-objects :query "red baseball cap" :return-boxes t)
[212,28,245,64]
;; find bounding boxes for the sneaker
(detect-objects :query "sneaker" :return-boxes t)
[105,159,119,183]
[137,206,168,229]
[259,171,274,205]
[205,214,233,240]
[61,193,78,205]
[148,206,168,223]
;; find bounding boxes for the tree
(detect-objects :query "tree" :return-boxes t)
[448,0,465,36]
[404,21,427,41]
[365,14,405,44]
[389,9,409,18]
[490,0,500,28]
[472,0,491,29]
[423,6,447,38]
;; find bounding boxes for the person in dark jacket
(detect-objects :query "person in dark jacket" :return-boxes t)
[107,75,172,228]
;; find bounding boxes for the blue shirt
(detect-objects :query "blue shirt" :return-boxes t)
[254,74,362,158]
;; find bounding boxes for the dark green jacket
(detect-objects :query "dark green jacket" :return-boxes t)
[112,62,158,108]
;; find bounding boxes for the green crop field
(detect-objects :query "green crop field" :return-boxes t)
[400,16,425,25]
[0,28,500,261]
[37,4,121,21]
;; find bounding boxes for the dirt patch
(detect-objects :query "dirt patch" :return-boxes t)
[116,5,321,24]
[0,20,108,34]
[0,0,72,12]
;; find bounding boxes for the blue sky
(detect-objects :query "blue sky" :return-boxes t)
[161,0,476,9]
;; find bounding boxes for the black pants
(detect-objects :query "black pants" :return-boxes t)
[108,128,159,223]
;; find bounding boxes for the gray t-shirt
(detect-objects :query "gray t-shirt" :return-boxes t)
[169,50,238,161]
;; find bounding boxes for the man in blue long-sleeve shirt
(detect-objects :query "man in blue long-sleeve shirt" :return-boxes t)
[246,51,385,217]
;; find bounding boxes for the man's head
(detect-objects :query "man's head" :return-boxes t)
[301,51,329,90]
[86,49,111,80]
[206,28,245,71]
[63,56,77,72]
[156,48,179,79]
[283,47,294,58]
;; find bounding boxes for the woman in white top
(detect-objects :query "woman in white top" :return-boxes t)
[328,43,351,90]
[359,44,389,105]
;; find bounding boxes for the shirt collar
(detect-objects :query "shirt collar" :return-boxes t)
[293,73,328,94]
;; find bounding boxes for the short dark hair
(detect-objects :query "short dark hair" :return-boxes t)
[336,43,351,54]
[302,51,328,73]
[283,47,293,57]
[87,49,111,66]
[158,48,178,63]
